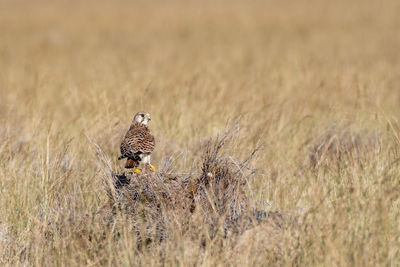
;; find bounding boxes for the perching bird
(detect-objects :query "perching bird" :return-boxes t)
[118,111,155,173]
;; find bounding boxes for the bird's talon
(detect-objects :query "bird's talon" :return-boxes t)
[149,164,156,171]
[133,168,142,174]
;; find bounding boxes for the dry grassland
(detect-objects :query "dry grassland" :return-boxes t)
[1,0,400,265]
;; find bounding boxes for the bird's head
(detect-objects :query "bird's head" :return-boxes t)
[133,111,152,125]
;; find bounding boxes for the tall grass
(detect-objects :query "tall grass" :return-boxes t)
[1,0,400,265]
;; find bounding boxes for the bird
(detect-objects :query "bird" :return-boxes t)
[118,111,155,173]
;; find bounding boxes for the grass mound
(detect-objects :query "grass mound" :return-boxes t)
[309,124,380,169]
[96,126,294,254]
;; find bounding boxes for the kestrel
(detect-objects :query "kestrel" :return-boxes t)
[118,111,155,173]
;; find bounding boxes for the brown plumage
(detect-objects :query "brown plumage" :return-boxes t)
[125,158,139,169]
[118,112,155,169]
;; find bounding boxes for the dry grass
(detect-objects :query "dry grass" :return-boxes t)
[1,0,400,265]
[308,124,380,169]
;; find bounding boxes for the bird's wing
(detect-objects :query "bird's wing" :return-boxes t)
[120,124,155,158]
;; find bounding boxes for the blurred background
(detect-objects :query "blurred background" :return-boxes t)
[2,0,400,162]
[2,0,400,121]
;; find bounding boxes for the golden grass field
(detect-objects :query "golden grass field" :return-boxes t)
[1,0,400,265]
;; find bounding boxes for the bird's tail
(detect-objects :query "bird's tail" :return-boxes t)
[118,155,125,160]
[125,158,139,169]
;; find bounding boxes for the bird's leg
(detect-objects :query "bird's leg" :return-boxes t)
[143,154,155,171]
[149,164,156,171]
[147,154,155,171]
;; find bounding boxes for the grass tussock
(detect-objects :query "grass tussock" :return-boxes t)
[309,124,381,169]
[98,126,294,258]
